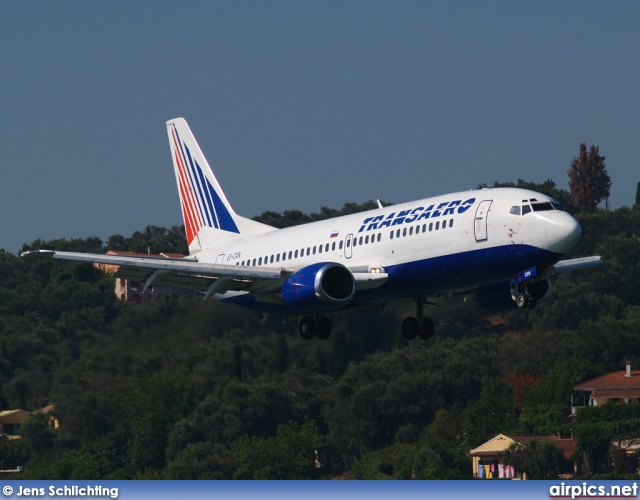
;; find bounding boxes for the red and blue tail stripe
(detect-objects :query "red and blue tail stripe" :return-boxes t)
[170,126,239,246]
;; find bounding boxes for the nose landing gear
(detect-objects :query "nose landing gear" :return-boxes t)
[514,283,539,310]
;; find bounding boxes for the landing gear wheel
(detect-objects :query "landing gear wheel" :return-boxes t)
[402,317,419,340]
[516,293,528,309]
[526,297,537,310]
[299,316,316,340]
[316,316,332,340]
[418,317,435,340]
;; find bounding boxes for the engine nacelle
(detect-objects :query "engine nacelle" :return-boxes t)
[477,279,552,312]
[281,262,356,312]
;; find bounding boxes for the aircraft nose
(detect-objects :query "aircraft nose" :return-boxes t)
[545,212,581,254]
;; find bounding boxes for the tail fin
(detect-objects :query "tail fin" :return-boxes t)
[167,118,275,254]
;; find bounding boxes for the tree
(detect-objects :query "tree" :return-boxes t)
[574,422,611,474]
[567,143,611,213]
[233,421,320,479]
[462,379,518,449]
[635,182,640,210]
[503,440,569,479]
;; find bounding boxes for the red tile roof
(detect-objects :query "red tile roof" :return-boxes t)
[574,370,640,391]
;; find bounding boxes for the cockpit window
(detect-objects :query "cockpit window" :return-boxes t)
[513,199,564,216]
[531,202,554,212]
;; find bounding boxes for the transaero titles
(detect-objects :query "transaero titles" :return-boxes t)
[14,485,118,498]
[358,198,476,233]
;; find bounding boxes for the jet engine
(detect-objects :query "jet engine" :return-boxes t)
[281,262,355,312]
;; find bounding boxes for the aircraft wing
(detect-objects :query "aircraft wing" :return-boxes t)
[21,250,282,298]
[21,249,388,298]
[551,256,603,274]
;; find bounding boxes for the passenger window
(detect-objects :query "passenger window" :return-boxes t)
[270,255,274,263]
[396,229,401,238]
[409,227,413,236]
[332,242,336,251]
[403,228,407,237]
[422,224,426,232]
[258,257,262,265]
[510,205,521,216]
[319,245,323,254]
[295,250,298,258]
[359,237,363,245]
[522,205,532,215]
[325,243,329,252]
[313,246,316,255]
[253,259,256,266]
[436,221,440,230]
[442,220,446,229]
[339,241,343,249]
[347,239,351,247]
[429,223,433,232]
[390,231,394,239]
[353,238,357,247]
[377,233,381,242]
[449,219,453,228]
[307,248,310,256]
[288,251,292,259]
[365,235,369,244]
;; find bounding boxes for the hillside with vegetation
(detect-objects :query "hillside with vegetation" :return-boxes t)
[1,176,640,479]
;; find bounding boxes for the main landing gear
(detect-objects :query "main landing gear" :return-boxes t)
[299,315,332,340]
[402,296,435,341]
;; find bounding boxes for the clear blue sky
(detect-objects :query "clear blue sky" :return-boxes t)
[2,1,639,254]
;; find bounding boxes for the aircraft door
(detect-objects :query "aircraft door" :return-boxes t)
[344,234,353,259]
[215,254,225,264]
[474,200,493,242]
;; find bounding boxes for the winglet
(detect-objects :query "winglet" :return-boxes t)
[21,250,55,258]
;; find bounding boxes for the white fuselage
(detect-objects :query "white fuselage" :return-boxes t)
[193,187,580,309]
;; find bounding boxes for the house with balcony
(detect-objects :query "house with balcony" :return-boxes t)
[572,361,640,411]
[570,361,640,473]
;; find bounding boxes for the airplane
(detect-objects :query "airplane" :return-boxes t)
[23,118,603,341]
